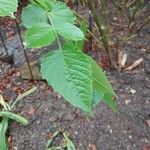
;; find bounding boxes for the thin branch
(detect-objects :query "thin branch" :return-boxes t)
[15,19,34,80]
[126,0,136,8]
[112,0,122,10]
[89,10,93,51]
[86,0,111,65]
[135,16,150,33]
[74,11,102,45]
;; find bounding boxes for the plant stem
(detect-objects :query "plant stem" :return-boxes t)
[128,3,138,27]
[86,0,111,65]
[120,16,150,43]
[134,16,150,33]
[15,19,34,80]
[128,0,145,27]
[126,0,136,8]
[89,10,93,51]
[112,0,122,10]
[47,14,62,50]
[121,0,126,18]
[74,12,101,45]
[74,11,103,46]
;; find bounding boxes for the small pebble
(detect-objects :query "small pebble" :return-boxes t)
[130,88,136,94]
[128,135,132,139]
[75,131,78,135]
[125,99,131,105]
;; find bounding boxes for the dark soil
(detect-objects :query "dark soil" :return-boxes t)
[10,69,150,150]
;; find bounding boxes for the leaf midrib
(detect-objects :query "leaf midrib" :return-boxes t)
[62,50,92,110]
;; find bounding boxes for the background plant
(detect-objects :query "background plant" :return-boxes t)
[75,0,149,67]
[46,130,76,150]
[0,86,37,150]
[0,95,28,150]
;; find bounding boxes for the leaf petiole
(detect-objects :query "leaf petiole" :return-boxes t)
[47,13,62,51]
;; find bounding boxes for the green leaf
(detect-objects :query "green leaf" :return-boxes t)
[25,23,56,48]
[0,111,28,126]
[48,1,76,25]
[63,42,102,108]
[41,49,93,113]
[0,0,18,18]
[92,90,102,107]
[55,23,84,41]
[0,118,8,150]
[75,21,88,51]
[32,0,48,9]
[22,4,48,28]
[63,42,116,110]
[80,21,88,36]
[88,57,118,111]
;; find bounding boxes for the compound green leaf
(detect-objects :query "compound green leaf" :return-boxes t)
[48,1,76,25]
[41,49,93,113]
[55,23,84,41]
[25,23,56,48]
[22,4,48,28]
[0,0,18,18]
[88,57,118,111]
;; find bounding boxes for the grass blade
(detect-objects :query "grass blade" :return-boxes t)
[0,111,28,126]
[0,117,9,150]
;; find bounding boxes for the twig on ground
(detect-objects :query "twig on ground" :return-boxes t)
[125,58,143,71]
[11,86,37,109]
[117,51,123,66]
[120,53,128,68]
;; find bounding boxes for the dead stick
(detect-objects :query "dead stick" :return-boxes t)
[15,19,34,80]
[89,10,93,51]
[125,58,143,71]
[121,53,128,68]
[118,51,123,66]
